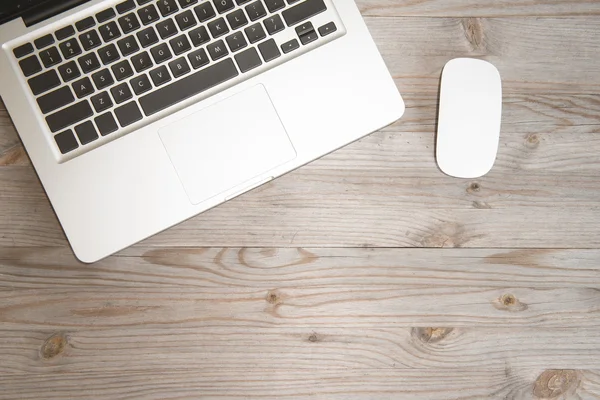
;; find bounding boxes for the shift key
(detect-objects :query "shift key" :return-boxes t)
[282,0,326,27]
[46,100,93,133]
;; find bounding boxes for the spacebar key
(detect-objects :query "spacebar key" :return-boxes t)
[140,58,239,116]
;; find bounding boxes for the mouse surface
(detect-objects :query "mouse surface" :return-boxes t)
[436,58,502,178]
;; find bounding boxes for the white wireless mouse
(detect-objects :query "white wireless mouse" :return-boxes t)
[436,58,502,178]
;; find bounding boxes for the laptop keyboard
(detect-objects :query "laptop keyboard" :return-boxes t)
[11,0,342,159]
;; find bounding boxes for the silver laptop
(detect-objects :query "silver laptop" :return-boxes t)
[0,0,404,262]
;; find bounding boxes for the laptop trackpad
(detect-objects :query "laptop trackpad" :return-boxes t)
[159,85,297,205]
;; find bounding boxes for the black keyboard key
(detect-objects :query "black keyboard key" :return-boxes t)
[207,39,228,60]
[34,34,54,50]
[158,0,179,16]
[117,35,140,56]
[140,57,237,115]
[79,30,102,51]
[76,17,96,32]
[117,0,136,14]
[225,32,247,52]
[112,60,134,81]
[156,18,178,39]
[318,21,336,36]
[54,129,79,154]
[40,47,62,68]
[58,61,81,82]
[138,4,160,25]
[14,43,34,58]
[92,68,115,89]
[37,86,75,114]
[46,100,93,132]
[189,26,210,46]
[188,48,209,69]
[150,43,173,63]
[294,21,312,36]
[178,0,198,8]
[91,91,113,112]
[19,55,42,77]
[137,0,153,4]
[245,1,266,21]
[264,0,285,12]
[131,51,153,72]
[208,17,229,38]
[282,0,325,26]
[98,44,120,64]
[78,53,101,73]
[226,9,247,29]
[236,0,252,4]
[175,10,197,30]
[137,27,159,47]
[118,13,141,34]
[95,112,119,136]
[244,23,265,43]
[281,38,298,53]
[75,121,99,144]
[55,26,75,41]
[257,38,280,61]
[97,8,116,23]
[264,14,284,35]
[234,46,261,72]
[99,21,121,42]
[169,34,191,55]
[73,77,95,98]
[299,30,317,45]
[149,65,171,86]
[194,2,216,22]
[131,74,153,95]
[28,70,61,95]
[111,82,133,104]
[168,57,191,77]
[114,101,143,127]
[214,0,234,13]
[59,38,82,59]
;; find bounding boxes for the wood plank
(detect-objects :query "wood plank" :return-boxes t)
[368,17,600,94]
[3,368,598,400]
[358,0,600,17]
[2,368,599,399]
[1,248,600,331]
[2,247,600,290]
[3,327,600,374]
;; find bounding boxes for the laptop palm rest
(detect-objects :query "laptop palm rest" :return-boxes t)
[159,84,297,205]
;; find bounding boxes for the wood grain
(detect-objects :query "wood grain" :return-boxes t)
[2,368,598,400]
[1,247,600,379]
[358,0,600,17]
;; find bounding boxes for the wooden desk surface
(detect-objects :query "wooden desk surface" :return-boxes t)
[2,1,600,398]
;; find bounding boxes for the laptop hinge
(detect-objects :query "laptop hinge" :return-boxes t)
[23,0,92,27]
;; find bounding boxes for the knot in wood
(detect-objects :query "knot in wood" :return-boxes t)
[308,332,320,343]
[413,327,453,344]
[533,369,579,398]
[467,182,481,194]
[462,18,485,50]
[526,133,540,149]
[266,290,282,305]
[494,293,528,312]
[41,332,67,360]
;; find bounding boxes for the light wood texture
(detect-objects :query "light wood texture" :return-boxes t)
[2,1,600,399]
